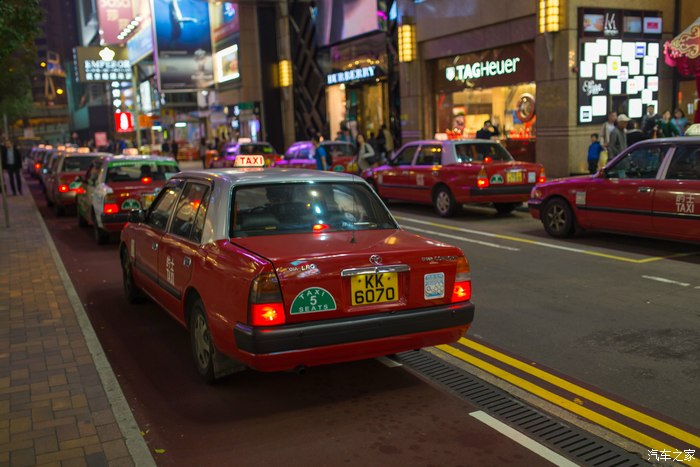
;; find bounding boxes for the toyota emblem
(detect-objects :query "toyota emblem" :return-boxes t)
[369,255,382,265]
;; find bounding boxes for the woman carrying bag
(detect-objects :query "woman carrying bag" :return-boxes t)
[356,133,378,172]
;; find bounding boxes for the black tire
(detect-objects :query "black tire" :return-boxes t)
[542,198,576,238]
[189,300,216,384]
[77,206,87,227]
[494,202,520,215]
[92,211,109,245]
[121,247,145,304]
[433,185,458,217]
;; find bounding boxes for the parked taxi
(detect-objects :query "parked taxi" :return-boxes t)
[529,138,700,243]
[28,145,52,178]
[209,141,280,168]
[45,148,108,216]
[76,153,180,244]
[119,156,475,383]
[363,139,546,217]
[274,140,356,172]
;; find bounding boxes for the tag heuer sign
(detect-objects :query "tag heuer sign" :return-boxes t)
[74,46,131,82]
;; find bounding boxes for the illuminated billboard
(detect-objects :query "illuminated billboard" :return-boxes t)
[210,2,239,42]
[74,46,132,82]
[316,0,382,46]
[96,0,134,46]
[153,0,213,91]
[215,44,240,83]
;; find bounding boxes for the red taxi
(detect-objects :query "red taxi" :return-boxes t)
[209,141,280,168]
[28,145,52,179]
[76,155,180,244]
[274,140,356,172]
[45,148,108,216]
[529,138,700,243]
[363,139,546,217]
[120,155,475,382]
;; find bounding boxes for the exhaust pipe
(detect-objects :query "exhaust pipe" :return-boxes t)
[294,365,307,375]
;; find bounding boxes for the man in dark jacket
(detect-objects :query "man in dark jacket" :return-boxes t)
[607,114,629,160]
[1,138,22,196]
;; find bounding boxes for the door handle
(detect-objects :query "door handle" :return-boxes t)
[638,186,652,193]
[151,242,158,251]
[183,256,192,267]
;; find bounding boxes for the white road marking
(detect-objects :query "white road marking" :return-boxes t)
[469,411,579,467]
[642,275,691,287]
[403,226,520,251]
[376,356,403,367]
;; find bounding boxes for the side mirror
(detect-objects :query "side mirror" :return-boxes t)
[128,209,146,224]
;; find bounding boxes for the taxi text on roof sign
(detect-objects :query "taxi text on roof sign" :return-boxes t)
[235,155,265,167]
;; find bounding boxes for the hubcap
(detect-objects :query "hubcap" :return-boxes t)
[194,314,211,369]
[436,191,450,213]
[546,205,566,232]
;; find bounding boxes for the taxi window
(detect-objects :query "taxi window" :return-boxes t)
[147,185,182,231]
[666,146,700,180]
[392,145,418,165]
[168,183,209,240]
[48,154,61,172]
[231,182,397,237]
[62,156,98,173]
[607,146,667,179]
[191,188,211,243]
[323,143,354,157]
[454,143,513,163]
[239,144,274,154]
[106,161,179,183]
[415,145,442,166]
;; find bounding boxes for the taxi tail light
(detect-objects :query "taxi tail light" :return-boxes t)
[58,184,69,193]
[34,163,41,170]
[103,194,119,215]
[141,176,152,184]
[537,168,546,184]
[451,256,472,303]
[74,186,86,195]
[249,272,285,326]
[476,168,489,189]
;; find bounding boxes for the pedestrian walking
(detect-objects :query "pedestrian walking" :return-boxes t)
[672,108,689,135]
[355,133,377,172]
[599,111,617,149]
[171,139,179,160]
[199,137,207,168]
[658,110,680,138]
[626,119,646,146]
[587,133,603,174]
[607,114,629,160]
[641,105,660,138]
[382,124,394,161]
[1,137,23,196]
[312,135,328,171]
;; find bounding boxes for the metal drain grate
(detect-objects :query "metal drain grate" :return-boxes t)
[396,350,648,467]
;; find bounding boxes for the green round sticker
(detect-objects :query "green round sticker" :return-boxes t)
[290,287,337,314]
[490,174,504,184]
[333,164,345,172]
[121,199,141,210]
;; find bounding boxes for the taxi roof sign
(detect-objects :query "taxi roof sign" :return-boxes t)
[234,155,265,167]
[123,148,139,155]
[76,147,90,153]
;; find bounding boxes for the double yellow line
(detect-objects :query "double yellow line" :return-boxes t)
[437,338,700,466]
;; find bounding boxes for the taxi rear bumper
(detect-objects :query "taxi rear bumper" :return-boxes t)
[528,198,544,220]
[234,302,474,358]
[100,213,129,231]
[469,185,533,197]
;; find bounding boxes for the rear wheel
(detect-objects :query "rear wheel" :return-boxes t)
[494,202,520,215]
[190,300,216,384]
[542,198,576,238]
[92,211,109,245]
[121,247,145,303]
[433,186,458,217]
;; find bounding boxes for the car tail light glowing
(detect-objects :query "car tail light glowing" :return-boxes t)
[74,187,86,195]
[312,223,330,232]
[58,184,69,193]
[483,156,492,164]
[103,194,119,215]
[476,168,489,189]
[34,163,41,170]
[141,176,152,184]
[451,256,471,303]
[249,272,285,326]
[537,168,546,184]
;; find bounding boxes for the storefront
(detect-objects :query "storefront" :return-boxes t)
[433,42,537,161]
[322,33,391,142]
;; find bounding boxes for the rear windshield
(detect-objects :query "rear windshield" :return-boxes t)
[238,144,275,155]
[62,156,99,173]
[106,161,179,183]
[323,143,354,157]
[454,143,514,163]
[231,182,397,237]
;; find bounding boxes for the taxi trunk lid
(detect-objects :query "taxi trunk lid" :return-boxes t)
[233,229,465,324]
[484,161,542,185]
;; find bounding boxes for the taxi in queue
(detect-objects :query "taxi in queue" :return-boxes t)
[44,147,109,216]
[529,137,700,243]
[120,155,475,383]
[76,152,180,244]
[362,138,546,217]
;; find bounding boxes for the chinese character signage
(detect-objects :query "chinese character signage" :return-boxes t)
[152,0,213,92]
[96,0,134,46]
[74,46,132,82]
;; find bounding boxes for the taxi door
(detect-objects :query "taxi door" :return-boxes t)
[381,144,418,200]
[131,182,183,303]
[652,145,700,241]
[411,144,443,204]
[156,182,211,319]
[584,145,668,235]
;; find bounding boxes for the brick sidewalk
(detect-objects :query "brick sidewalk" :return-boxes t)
[0,185,153,466]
